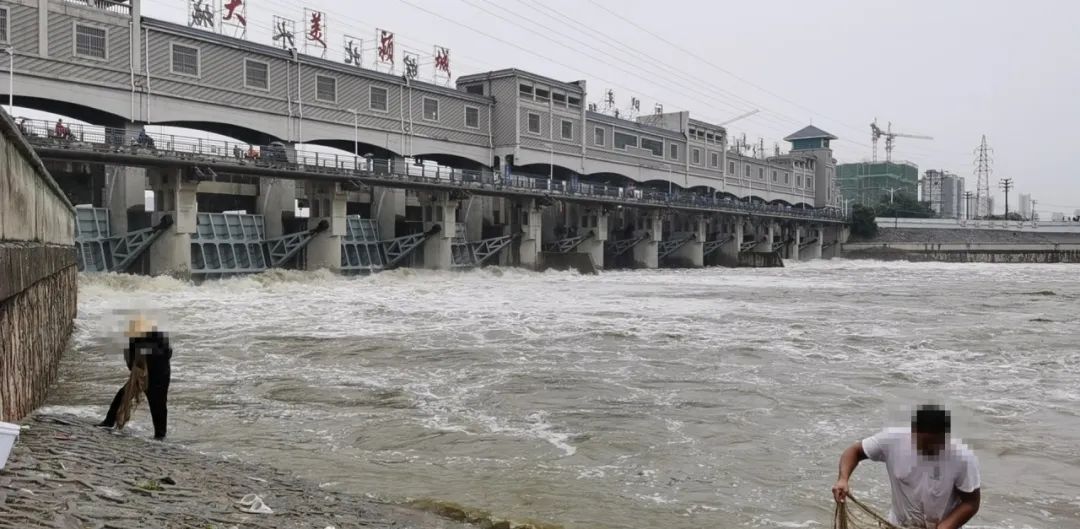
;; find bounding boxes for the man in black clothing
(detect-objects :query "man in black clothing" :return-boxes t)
[98,316,173,439]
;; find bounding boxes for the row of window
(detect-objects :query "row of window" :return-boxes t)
[519,82,582,109]
[161,41,482,128]
[725,160,814,189]
[526,112,574,140]
[688,126,723,145]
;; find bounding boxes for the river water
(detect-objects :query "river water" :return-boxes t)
[45,261,1080,528]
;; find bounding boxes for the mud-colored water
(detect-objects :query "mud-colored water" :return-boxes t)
[46,261,1080,528]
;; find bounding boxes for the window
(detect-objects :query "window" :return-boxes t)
[465,106,480,129]
[641,137,663,157]
[772,170,778,183]
[553,92,567,107]
[614,131,637,150]
[797,174,803,187]
[316,75,337,103]
[0,8,8,44]
[758,168,765,180]
[561,120,573,140]
[464,84,484,95]
[669,143,679,160]
[728,161,735,174]
[784,172,790,184]
[244,59,268,90]
[74,24,107,60]
[568,96,582,108]
[809,178,815,189]
[711,152,719,168]
[519,83,533,97]
[534,87,550,103]
[423,98,439,121]
[527,112,541,134]
[692,148,701,165]
[744,165,751,177]
[594,127,605,146]
[370,86,389,112]
[170,43,200,76]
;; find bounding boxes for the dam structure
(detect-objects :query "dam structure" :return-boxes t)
[1,0,849,277]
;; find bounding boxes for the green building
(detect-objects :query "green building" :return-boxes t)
[836,161,919,207]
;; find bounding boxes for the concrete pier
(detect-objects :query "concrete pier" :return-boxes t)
[147,168,197,278]
[718,220,743,267]
[667,216,705,268]
[421,192,459,270]
[517,199,544,270]
[0,111,77,421]
[304,181,347,272]
[632,210,662,269]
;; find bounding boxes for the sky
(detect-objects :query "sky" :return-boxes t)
[122,1,1080,216]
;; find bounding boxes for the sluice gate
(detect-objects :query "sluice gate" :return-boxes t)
[74,207,170,273]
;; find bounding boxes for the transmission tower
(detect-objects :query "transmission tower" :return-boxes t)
[973,135,993,218]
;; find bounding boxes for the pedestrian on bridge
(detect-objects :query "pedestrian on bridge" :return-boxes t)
[97,315,173,440]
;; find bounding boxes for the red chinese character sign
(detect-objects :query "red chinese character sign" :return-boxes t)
[376,29,394,74]
[304,9,327,57]
[433,46,451,86]
[343,35,362,68]
[220,0,247,38]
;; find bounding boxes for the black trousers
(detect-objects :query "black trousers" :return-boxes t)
[102,358,171,438]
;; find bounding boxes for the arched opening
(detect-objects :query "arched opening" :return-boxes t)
[308,139,399,161]
[155,120,283,146]
[414,153,486,171]
[514,162,579,181]
[9,96,128,128]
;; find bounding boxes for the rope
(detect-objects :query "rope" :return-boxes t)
[834,494,902,529]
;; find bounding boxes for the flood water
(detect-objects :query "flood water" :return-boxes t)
[45,261,1080,528]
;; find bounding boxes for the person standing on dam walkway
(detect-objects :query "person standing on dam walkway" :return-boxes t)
[832,405,982,529]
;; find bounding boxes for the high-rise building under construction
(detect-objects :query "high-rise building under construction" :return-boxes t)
[836,161,919,207]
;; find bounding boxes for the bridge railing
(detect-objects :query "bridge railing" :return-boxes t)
[15,117,849,222]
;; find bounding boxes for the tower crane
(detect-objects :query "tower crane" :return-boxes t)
[870,119,933,162]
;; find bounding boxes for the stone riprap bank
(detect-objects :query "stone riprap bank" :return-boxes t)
[0,110,77,421]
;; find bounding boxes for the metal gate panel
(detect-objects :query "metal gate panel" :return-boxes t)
[190,212,268,276]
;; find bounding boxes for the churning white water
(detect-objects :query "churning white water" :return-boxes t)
[45,261,1080,528]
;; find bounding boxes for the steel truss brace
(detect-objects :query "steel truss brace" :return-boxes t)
[109,215,173,272]
[264,220,329,268]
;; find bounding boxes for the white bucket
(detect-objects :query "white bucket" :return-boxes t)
[0,421,21,471]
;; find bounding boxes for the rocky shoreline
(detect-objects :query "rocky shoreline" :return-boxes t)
[0,414,478,529]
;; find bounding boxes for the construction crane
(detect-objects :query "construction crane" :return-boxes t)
[870,119,933,162]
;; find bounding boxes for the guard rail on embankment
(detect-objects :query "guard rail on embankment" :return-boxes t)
[842,228,1080,263]
[0,110,77,422]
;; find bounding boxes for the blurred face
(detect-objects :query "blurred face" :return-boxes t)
[914,431,949,456]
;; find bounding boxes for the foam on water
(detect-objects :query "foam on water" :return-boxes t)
[50,263,1080,529]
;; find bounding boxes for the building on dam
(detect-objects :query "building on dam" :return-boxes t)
[0,0,849,276]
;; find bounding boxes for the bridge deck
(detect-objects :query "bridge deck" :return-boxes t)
[20,119,848,225]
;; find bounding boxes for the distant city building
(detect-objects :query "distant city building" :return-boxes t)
[837,161,919,207]
[922,170,965,219]
[987,196,996,217]
[1018,193,1033,219]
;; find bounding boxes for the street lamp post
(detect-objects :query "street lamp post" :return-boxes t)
[346,108,358,157]
[3,47,13,115]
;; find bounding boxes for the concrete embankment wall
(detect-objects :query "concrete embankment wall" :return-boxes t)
[0,110,77,421]
[844,228,1080,263]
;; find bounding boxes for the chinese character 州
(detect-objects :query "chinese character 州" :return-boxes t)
[308,12,326,48]
[223,0,246,27]
[191,0,214,28]
[344,39,361,67]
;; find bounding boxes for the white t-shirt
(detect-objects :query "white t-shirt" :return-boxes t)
[862,427,981,528]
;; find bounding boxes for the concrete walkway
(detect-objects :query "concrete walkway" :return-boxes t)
[0,415,476,529]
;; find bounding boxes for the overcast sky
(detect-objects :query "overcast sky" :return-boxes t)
[142,0,1080,215]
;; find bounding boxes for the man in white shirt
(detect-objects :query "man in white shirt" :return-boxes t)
[832,405,981,529]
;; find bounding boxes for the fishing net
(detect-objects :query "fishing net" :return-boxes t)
[833,495,903,529]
